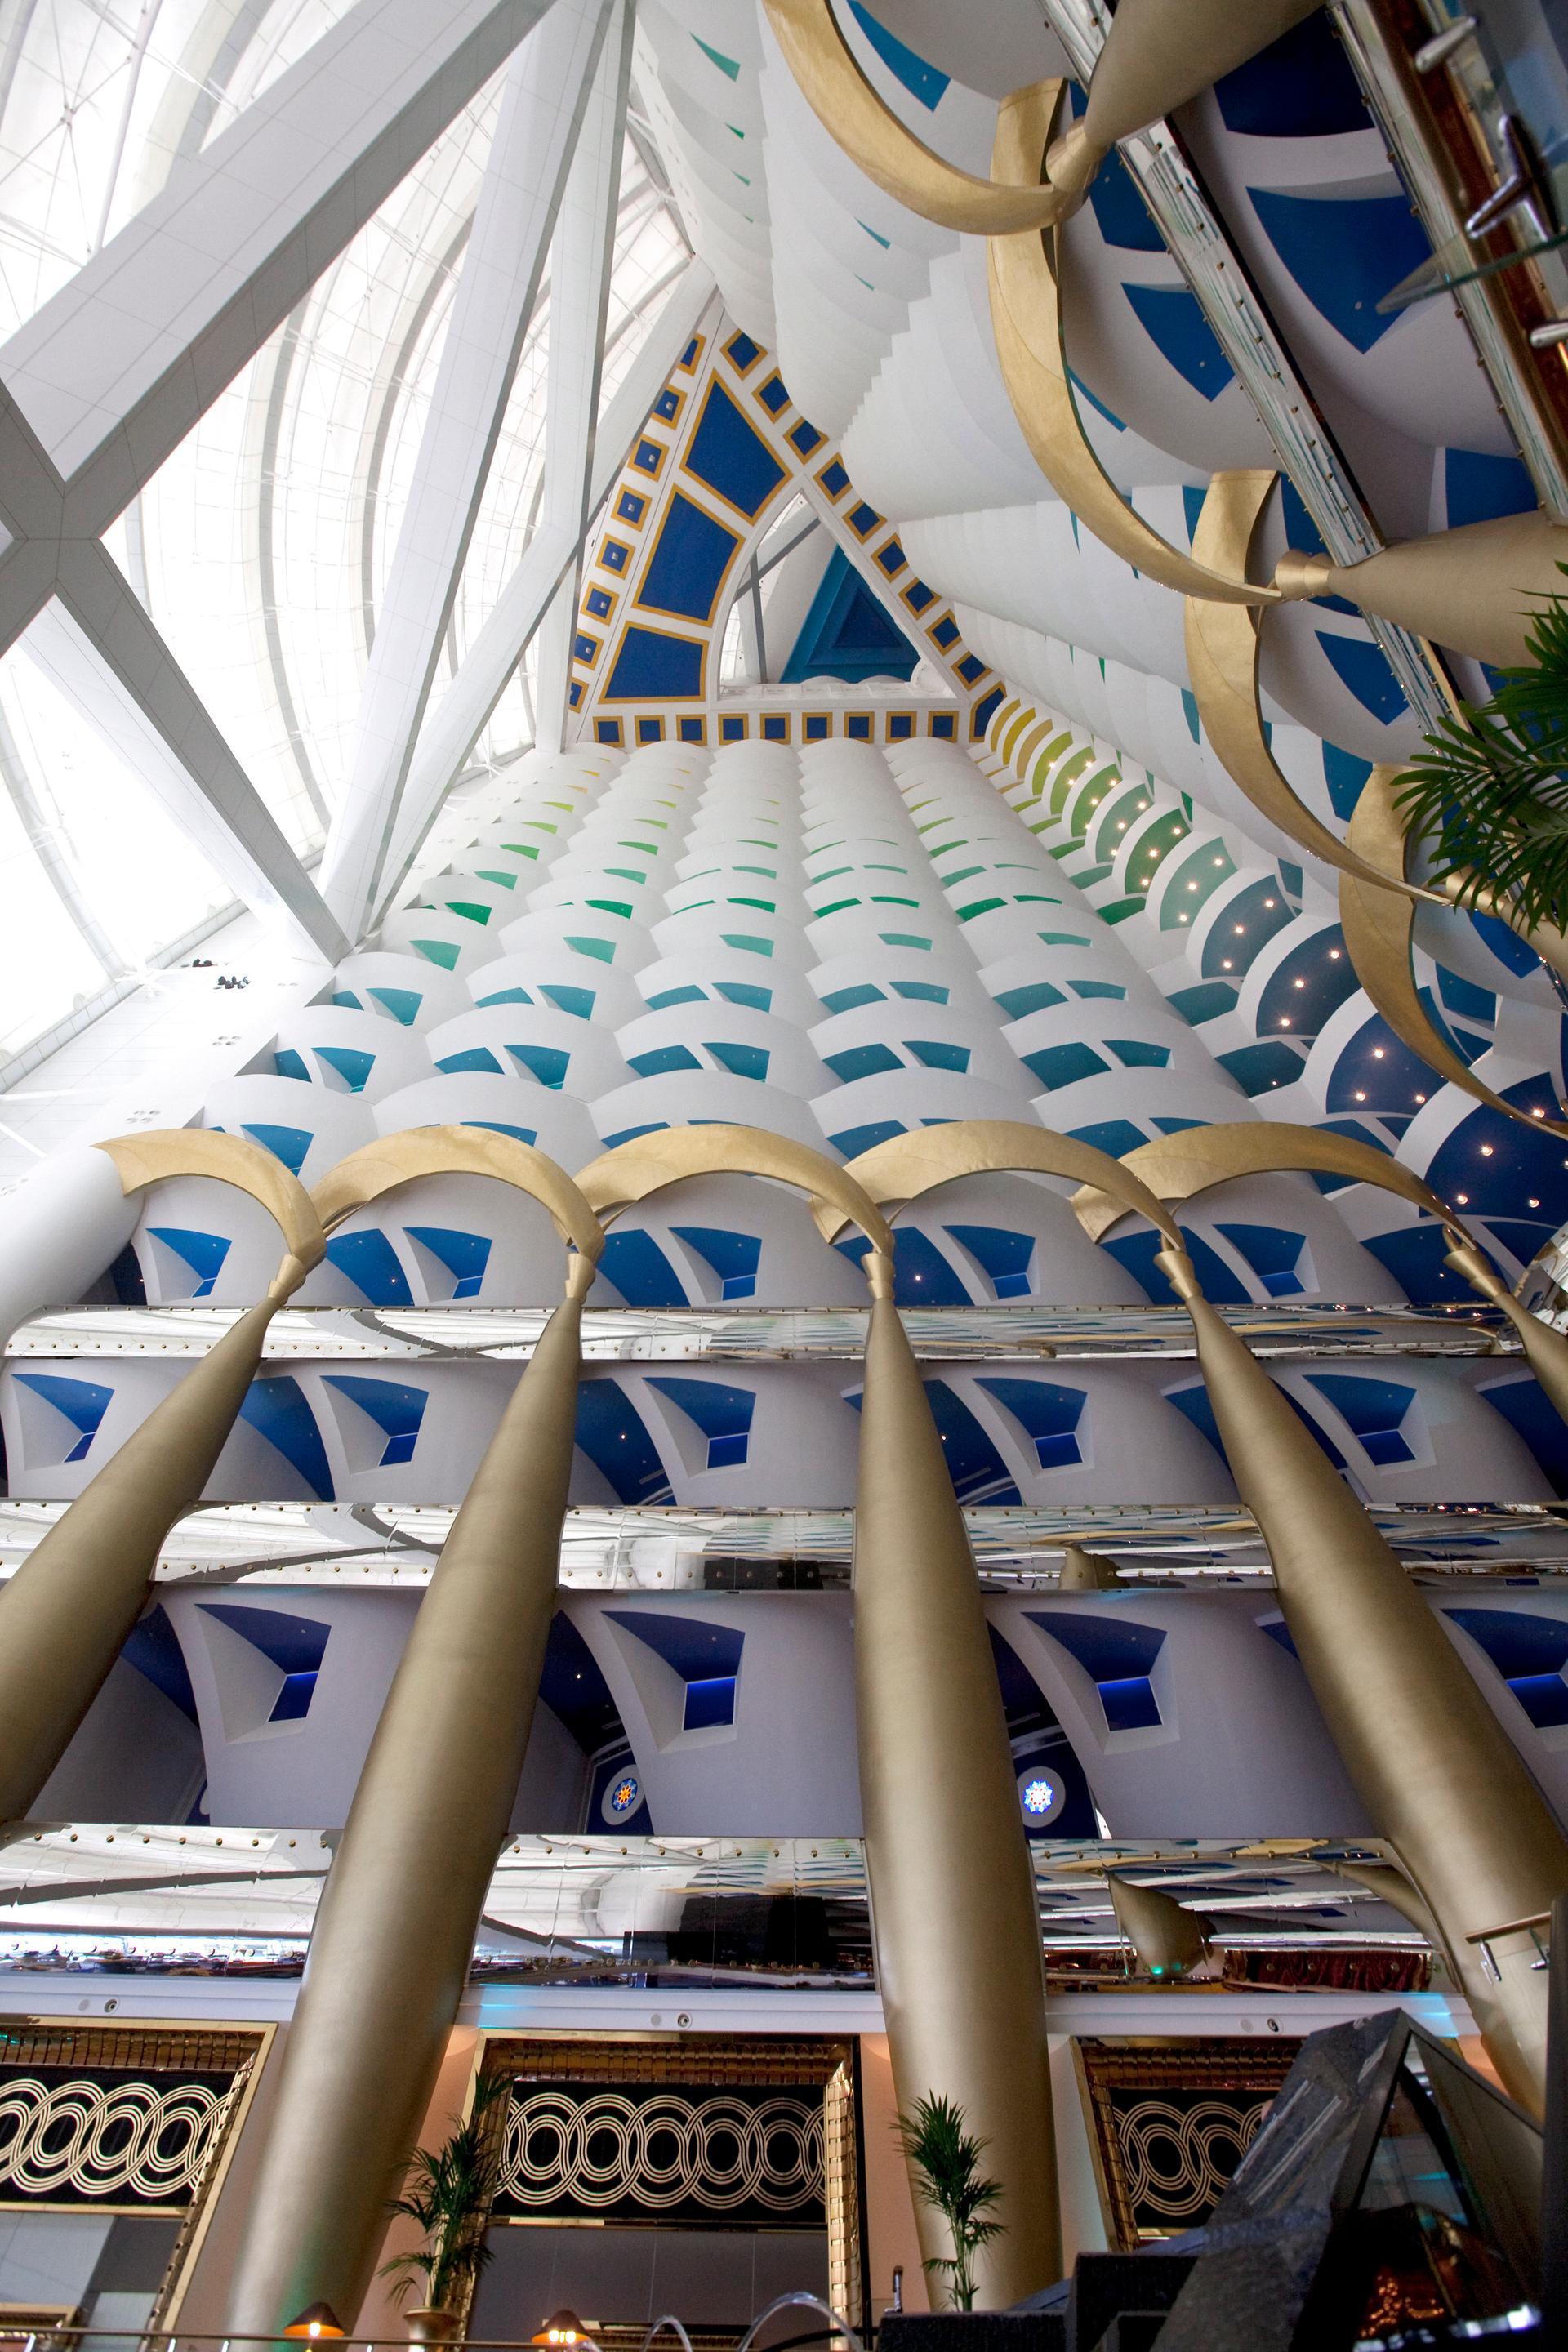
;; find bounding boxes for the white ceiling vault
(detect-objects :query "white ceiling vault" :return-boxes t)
[0,0,1564,1299]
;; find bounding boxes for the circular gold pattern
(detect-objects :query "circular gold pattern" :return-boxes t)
[501,2090,824,2214]
[0,2074,234,2203]
[1116,2096,1269,2225]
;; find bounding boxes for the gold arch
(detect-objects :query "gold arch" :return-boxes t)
[1183,473,1437,895]
[310,1125,604,1267]
[988,85,1276,609]
[760,0,1067,234]
[1181,475,1568,1049]
[96,1128,324,1298]
[1064,1117,1568,1428]
[575,1122,896,1275]
[1066,1118,1451,1247]
[823,1118,1189,1256]
[1341,773,1568,1139]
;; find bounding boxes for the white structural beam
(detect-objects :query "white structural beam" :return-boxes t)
[0,0,561,664]
[531,0,633,756]
[32,543,352,960]
[321,0,614,938]
[0,381,349,960]
[374,263,716,912]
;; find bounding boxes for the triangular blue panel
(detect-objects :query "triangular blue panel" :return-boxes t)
[781,548,920,684]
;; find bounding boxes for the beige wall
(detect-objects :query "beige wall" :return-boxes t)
[857,2033,929,2319]
[180,2022,1104,2332]
[354,2027,484,2337]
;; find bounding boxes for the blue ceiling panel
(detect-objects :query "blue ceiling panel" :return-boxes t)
[637,490,739,622]
[782,546,920,683]
[684,380,786,519]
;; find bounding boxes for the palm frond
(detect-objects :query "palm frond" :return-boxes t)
[378,2074,514,2308]
[1391,581,1568,937]
[894,2093,1007,2311]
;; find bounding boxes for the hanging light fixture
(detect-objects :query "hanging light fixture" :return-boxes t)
[284,2305,345,2340]
[532,2312,594,2347]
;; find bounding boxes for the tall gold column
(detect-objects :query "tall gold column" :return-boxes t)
[1274,507,1568,667]
[1159,1253,1568,2110]
[226,1132,602,2337]
[1047,0,1325,203]
[854,1278,1062,2300]
[0,1131,322,1820]
[841,1122,1568,2114]
[576,1125,1062,2303]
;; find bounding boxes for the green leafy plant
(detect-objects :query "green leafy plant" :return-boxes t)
[894,2092,1005,2312]
[378,2074,513,2314]
[1392,569,1568,937]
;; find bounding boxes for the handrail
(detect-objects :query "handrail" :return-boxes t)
[733,2296,866,2352]
[0,2310,869,2352]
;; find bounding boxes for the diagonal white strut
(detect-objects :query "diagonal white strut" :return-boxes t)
[532,0,634,758]
[320,0,615,938]
[372,263,717,915]
[0,0,563,664]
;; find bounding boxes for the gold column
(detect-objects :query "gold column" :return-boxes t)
[835,1122,1568,2112]
[226,1133,602,2337]
[1160,1252,1568,2111]
[1048,0,1325,203]
[574,1125,1064,2303]
[0,1131,322,1821]
[1274,507,1568,666]
[855,1276,1062,2301]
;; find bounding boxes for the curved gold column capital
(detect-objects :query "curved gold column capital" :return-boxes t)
[989,90,1276,609]
[1342,773,1568,1141]
[1184,474,1437,894]
[1065,1115,1568,1453]
[577,1120,895,1266]
[760,0,1067,234]
[1067,1117,1452,1245]
[96,1128,325,1296]
[310,1124,603,1269]
[831,1117,1187,1254]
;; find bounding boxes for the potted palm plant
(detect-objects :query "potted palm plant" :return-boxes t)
[1393,573,1568,934]
[379,2074,513,2342]
[894,2093,1005,2313]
